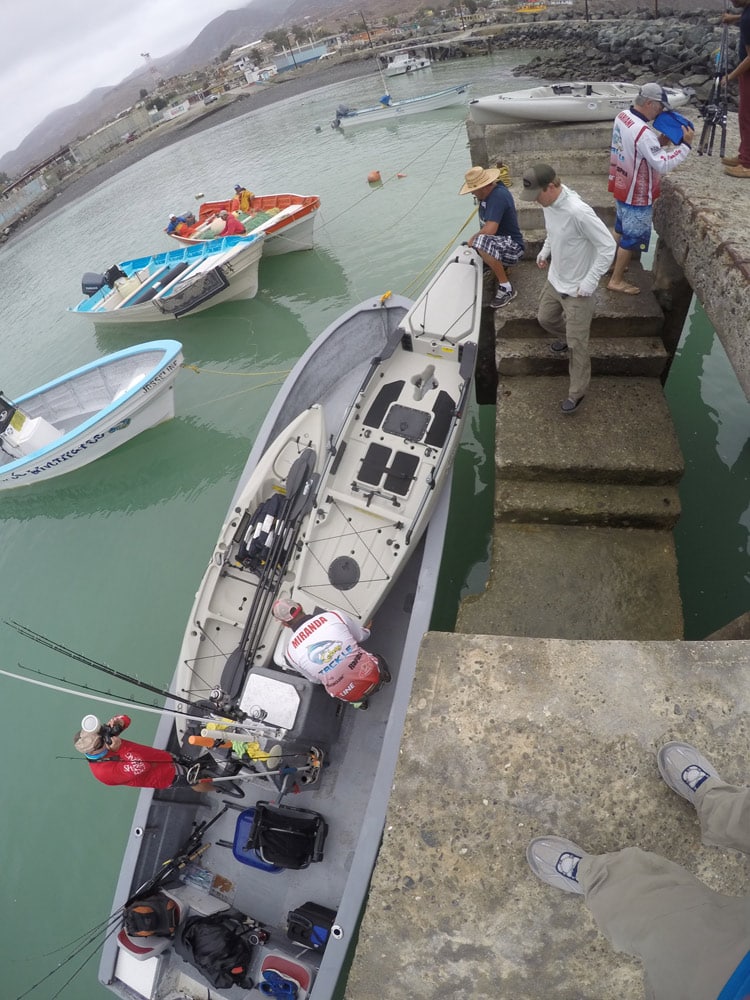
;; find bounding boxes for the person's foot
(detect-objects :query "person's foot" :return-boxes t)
[490,286,517,309]
[657,742,721,804]
[527,836,587,894]
[721,155,741,167]
[550,340,568,353]
[561,396,584,414]
[607,280,640,295]
[724,164,750,178]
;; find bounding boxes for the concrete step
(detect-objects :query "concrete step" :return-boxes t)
[495,479,682,528]
[497,336,668,378]
[496,375,684,485]
[498,261,664,338]
[456,521,684,640]
[469,119,615,178]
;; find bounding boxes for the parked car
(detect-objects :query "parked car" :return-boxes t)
[204,94,219,105]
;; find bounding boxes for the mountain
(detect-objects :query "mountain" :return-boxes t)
[0,0,295,178]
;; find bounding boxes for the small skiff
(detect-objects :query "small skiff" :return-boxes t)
[332,82,472,131]
[69,233,265,324]
[98,247,480,1000]
[167,193,321,256]
[0,340,183,490]
[468,81,690,125]
[381,50,431,77]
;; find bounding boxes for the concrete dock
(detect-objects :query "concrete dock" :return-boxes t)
[347,113,750,998]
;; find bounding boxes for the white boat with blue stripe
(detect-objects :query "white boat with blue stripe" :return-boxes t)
[69,233,265,324]
[0,340,183,490]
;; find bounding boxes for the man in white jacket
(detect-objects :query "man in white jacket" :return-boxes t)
[521,163,616,414]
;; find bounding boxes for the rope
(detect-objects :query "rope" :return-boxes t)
[400,207,478,298]
[182,363,291,377]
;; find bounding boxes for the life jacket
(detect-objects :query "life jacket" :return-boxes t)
[123,894,178,938]
[181,912,256,990]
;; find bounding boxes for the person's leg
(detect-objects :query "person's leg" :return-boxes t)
[738,71,750,169]
[580,846,750,1000]
[536,280,566,340]
[473,247,509,285]
[562,294,595,402]
[608,202,651,295]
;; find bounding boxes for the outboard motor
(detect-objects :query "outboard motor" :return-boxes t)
[0,393,17,436]
[81,272,107,297]
[104,264,128,287]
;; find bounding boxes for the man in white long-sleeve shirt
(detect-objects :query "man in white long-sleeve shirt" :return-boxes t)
[521,163,616,414]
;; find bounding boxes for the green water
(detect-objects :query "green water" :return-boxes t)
[0,53,747,1000]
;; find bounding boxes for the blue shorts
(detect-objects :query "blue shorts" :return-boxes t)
[614,201,653,252]
[471,233,525,265]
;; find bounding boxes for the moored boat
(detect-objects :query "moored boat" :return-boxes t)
[98,246,481,1000]
[332,82,472,131]
[468,81,691,125]
[167,193,321,256]
[69,233,264,324]
[380,49,431,77]
[0,340,183,490]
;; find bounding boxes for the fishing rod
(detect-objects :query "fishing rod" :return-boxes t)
[6,619,198,706]
[698,5,730,156]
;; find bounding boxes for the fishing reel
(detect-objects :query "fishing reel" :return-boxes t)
[81,713,125,747]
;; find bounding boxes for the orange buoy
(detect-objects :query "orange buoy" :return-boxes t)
[367,170,382,184]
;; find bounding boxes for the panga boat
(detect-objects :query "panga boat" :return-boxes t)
[98,246,481,1000]
[332,82,472,131]
[69,233,265,324]
[380,49,431,77]
[0,340,182,490]
[166,193,321,256]
[468,81,690,125]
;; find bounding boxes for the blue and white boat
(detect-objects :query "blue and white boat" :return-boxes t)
[0,340,183,490]
[69,233,265,324]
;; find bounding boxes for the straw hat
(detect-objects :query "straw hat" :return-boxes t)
[459,165,502,195]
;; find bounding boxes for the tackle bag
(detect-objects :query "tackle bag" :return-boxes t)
[180,912,256,990]
[123,894,178,938]
[286,901,337,952]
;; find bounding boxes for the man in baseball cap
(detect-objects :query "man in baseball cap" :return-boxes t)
[607,81,694,294]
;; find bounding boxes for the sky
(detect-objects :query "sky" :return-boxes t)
[0,0,243,154]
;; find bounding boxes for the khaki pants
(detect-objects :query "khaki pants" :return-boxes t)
[536,280,596,401]
[579,779,750,1000]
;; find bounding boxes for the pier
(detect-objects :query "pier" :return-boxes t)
[346,114,750,998]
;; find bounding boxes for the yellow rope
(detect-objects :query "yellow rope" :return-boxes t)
[189,377,287,411]
[399,207,478,298]
[182,363,291,377]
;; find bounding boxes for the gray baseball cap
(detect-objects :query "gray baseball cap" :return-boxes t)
[638,83,670,107]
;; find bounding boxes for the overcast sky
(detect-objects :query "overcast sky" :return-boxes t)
[1,0,241,154]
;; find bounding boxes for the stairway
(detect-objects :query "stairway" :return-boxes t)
[457,123,685,640]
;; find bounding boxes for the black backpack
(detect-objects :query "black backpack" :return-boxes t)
[181,912,256,990]
[123,894,178,938]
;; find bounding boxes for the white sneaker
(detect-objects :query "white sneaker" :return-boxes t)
[657,742,720,804]
[527,836,586,894]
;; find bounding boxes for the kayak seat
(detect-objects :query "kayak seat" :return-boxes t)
[244,801,327,870]
[363,380,404,429]
[424,391,456,448]
[358,443,418,497]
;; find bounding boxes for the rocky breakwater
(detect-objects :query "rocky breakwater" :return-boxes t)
[503,11,732,105]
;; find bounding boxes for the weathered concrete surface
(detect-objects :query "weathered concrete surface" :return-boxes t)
[495,376,684,485]
[653,116,750,398]
[457,523,683,639]
[346,635,750,1000]
[467,119,614,180]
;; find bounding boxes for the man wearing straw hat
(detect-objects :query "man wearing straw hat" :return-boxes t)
[459,165,525,309]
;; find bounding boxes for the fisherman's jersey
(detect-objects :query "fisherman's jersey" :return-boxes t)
[88,738,176,788]
[284,610,377,699]
[608,107,690,205]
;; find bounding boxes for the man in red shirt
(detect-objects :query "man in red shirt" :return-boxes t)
[73,714,209,790]
[218,210,246,237]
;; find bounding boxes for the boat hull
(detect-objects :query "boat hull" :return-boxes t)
[168,193,320,256]
[0,341,182,489]
[468,82,689,124]
[98,288,459,1000]
[69,234,264,324]
[333,83,472,131]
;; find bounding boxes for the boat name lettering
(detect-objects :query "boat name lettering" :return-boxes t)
[143,359,180,393]
[290,616,329,648]
[9,432,107,480]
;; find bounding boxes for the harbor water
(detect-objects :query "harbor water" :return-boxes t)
[0,54,747,1000]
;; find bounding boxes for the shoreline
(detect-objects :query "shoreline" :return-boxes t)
[16,58,381,237]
